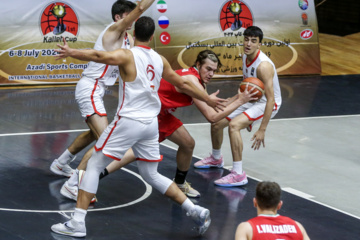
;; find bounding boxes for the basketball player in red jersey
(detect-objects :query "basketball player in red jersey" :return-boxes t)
[97,50,258,198]
[235,181,310,240]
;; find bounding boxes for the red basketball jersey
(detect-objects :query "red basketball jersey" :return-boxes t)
[158,67,204,112]
[248,215,303,240]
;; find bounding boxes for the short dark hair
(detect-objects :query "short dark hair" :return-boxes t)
[194,50,222,69]
[111,0,136,21]
[134,16,155,42]
[244,26,263,43]
[255,181,281,210]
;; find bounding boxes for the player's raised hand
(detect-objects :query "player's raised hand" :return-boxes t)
[207,89,227,112]
[54,37,71,60]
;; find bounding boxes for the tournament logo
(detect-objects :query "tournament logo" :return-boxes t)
[298,0,309,10]
[40,2,79,40]
[159,32,171,45]
[219,0,253,31]
[300,29,313,39]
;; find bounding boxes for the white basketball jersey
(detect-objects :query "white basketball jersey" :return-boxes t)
[116,46,164,123]
[243,50,282,106]
[82,22,131,86]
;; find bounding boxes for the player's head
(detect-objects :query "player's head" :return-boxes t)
[134,16,155,42]
[243,26,263,56]
[254,181,282,211]
[194,50,222,84]
[244,26,263,42]
[111,0,136,21]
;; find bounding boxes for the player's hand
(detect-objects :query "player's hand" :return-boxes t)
[251,129,265,150]
[54,37,71,60]
[238,83,258,103]
[207,90,227,112]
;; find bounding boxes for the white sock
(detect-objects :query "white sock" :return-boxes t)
[181,198,195,213]
[232,161,243,174]
[67,169,79,187]
[58,149,75,165]
[73,208,87,223]
[212,149,222,160]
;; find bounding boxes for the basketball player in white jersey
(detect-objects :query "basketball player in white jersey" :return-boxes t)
[194,26,282,187]
[49,0,154,202]
[51,16,225,237]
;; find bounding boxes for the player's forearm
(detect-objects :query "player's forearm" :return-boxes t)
[224,94,238,106]
[69,49,111,65]
[258,99,275,131]
[206,97,244,123]
[183,83,211,103]
[138,0,155,12]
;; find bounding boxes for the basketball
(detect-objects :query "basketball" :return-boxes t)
[240,77,265,102]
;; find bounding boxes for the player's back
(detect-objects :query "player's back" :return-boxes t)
[116,45,163,123]
[248,215,303,240]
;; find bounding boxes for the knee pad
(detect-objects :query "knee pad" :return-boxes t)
[137,161,172,194]
[79,150,110,194]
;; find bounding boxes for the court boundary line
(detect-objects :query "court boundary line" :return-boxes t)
[1,114,359,137]
[0,168,152,214]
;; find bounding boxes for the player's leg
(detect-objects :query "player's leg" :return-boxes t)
[50,130,95,177]
[61,114,108,200]
[228,114,252,162]
[67,130,96,156]
[137,160,211,235]
[194,118,229,168]
[166,126,200,198]
[214,114,251,187]
[101,148,137,178]
[51,149,112,237]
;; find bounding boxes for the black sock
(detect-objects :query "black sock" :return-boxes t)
[99,168,109,180]
[174,168,188,184]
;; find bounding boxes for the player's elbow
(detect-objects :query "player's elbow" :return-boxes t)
[205,114,218,124]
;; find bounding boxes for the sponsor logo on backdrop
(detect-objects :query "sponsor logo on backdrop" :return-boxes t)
[298,0,308,10]
[157,0,167,13]
[300,29,313,39]
[159,32,171,45]
[219,0,253,31]
[40,2,79,43]
[158,16,169,29]
[301,12,308,26]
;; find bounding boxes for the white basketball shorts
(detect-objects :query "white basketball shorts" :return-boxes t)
[75,77,107,118]
[95,116,162,162]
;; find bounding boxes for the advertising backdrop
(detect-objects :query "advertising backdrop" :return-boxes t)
[0,0,320,85]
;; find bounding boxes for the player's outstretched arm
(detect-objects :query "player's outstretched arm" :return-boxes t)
[55,38,128,66]
[194,83,258,123]
[161,56,226,111]
[251,62,275,150]
[104,0,155,47]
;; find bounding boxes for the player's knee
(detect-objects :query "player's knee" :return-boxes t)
[229,119,248,131]
[211,119,228,132]
[137,161,172,194]
[179,135,195,151]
